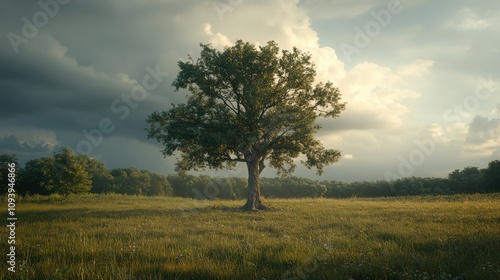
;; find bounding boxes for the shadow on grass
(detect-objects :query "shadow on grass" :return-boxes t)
[208,205,282,213]
[18,204,282,223]
[18,208,208,223]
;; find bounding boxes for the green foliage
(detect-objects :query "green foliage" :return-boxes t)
[77,154,114,194]
[20,157,57,195]
[448,166,486,193]
[6,145,500,199]
[391,177,451,196]
[484,160,500,192]
[147,40,345,177]
[51,147,92,195]
[347,180,393,197]
[17,148,92,195]
[111,167,150,195]
[0,154,18,193]
[111,167,173,196]
[325,181,350,198]
[148,172,174,196]
[167,174,246,200]
[261,176,327,198]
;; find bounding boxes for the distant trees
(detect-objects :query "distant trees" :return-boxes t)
[260,177,327,198]
[484,160,500,192]
[0,154,18,194]
[77,155,114,194]
[20,157,54,195]
[448,167,486,194]
[111,167,150,195]
[148,172,174,196]
[391,177,451,196]
[1,148,499,199]
[2,147,173,196]
[52,147,92,195]
[20,148,91,195]
[110,167,173,196]
[167,174,245,200]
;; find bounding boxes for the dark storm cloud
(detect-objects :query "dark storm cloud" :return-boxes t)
[0,0,189,151]
[0,37,137,135]
[0,135,52,153]
[1,0,196,75]
[466,115,500,144]
[0,135,54,164]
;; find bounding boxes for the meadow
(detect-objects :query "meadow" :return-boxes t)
[1,194,500,279]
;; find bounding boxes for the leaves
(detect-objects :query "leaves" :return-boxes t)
[147,40,345,175]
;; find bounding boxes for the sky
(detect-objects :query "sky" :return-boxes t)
[1,0,499,182]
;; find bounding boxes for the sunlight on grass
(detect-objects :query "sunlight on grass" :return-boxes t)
[1,194,499,279]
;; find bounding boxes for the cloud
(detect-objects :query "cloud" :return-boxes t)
[299,0,376,20]
[319,62,420,133]
[462,115,500,159]
[1,0,499,182]
[204,23,232,48]
[466,115,500,144]
[0,30,175,147]
[397,59,435,77]
[0,123,60,150]
[448,7,493,30]
[0,134,57,165]
[493,103,500,116]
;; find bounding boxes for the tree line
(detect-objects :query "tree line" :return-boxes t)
[0,147,173,196]
[1,148,499,198]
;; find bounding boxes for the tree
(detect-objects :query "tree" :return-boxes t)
[148,172,174,196]
[111,167,150,195]
[448,167,485,194]
[147,40,345,210]
[19,157,54,195]
[260,176,327,198]
[0,154,18,194]
[484,160,500,192]
[77,155,114,194]
[51,147,92,195]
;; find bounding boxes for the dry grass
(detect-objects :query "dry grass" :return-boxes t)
[1,193,500,279]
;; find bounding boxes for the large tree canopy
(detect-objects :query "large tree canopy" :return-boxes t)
[147,40,345,210]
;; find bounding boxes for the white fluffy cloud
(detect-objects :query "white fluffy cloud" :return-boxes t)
[333,62,421,131]
[204,23,232,49]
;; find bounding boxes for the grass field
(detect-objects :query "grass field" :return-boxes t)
[1,193,500,279]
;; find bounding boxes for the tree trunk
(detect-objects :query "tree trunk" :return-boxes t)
[241,157,267,211]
